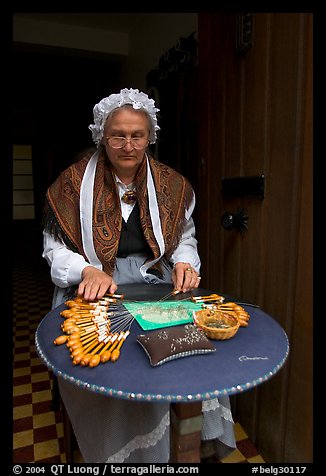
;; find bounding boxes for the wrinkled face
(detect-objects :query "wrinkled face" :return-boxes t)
[102,106,150,182]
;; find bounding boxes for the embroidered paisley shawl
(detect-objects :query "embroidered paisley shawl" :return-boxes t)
[44,150,194,276]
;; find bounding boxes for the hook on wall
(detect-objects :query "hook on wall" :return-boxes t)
[147,32,198,84]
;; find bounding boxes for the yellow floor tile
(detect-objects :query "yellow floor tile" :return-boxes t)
[31,357,44,366]
[31,372,50,383]
[33,412,56,429]
[15,340,30,348]
[14,319,29,326]
[234,421,249,441]
[14,353,31,362]
[13,384,32,396]
[248,455,266,463]
[32,389,52,403]
[13,430,34,449]
[34,439,61,460]
[13,367,31,377]
[73,450,85,463]
[15,330,30,337]
[221,448,246,463]
[13,404,33,420]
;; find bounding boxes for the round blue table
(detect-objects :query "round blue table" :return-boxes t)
[35,284,289,462]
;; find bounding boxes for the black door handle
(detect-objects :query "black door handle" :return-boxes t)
[221,208,248,234]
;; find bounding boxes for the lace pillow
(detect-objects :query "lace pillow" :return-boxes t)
[137,324,216,366]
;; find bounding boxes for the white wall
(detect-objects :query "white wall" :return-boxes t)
[13,16,129,56]
[125,13,198,89]
[13,13,198,92]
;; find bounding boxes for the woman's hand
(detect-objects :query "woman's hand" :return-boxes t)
[78,266,118,301]
[172,262,201,293]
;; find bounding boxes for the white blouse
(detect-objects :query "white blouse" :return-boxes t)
[42,210,200,290]
[43,152,201,295]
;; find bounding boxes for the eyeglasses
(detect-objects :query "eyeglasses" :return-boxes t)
[106,136,149,150]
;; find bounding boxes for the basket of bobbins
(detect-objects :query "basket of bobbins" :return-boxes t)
[193,309,240,340]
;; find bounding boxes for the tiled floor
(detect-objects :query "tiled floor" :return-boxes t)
[12,224,265,464]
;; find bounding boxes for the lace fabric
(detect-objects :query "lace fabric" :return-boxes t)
[202,398,234,422]
[89,88,160,145]
[105,398,233,462]
[106,411,170,463]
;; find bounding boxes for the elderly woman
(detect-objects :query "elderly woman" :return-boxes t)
[42,88,236,463]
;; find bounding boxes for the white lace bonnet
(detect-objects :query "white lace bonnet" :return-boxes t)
[88,87,160,146]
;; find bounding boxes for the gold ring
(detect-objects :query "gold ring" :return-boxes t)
[186,267,193,272]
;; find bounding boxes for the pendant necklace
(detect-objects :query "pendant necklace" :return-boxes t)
[121,189,137,205]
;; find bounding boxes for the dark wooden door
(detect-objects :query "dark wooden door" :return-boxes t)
[197,13,312,463]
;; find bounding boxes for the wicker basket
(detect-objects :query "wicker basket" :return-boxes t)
[193,309,240,340]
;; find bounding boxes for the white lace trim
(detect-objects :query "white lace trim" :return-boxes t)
[89,88,160,145]
[202,399,234,422]
[105,411,170,463]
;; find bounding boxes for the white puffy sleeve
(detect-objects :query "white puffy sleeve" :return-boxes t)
[42,230,90,288]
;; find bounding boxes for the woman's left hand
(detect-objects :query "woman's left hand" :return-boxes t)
[172,262,201,293]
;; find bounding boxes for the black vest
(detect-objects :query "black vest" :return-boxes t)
[117,202,152,258]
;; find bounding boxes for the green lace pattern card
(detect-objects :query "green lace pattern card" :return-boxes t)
[123,300,202,331]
